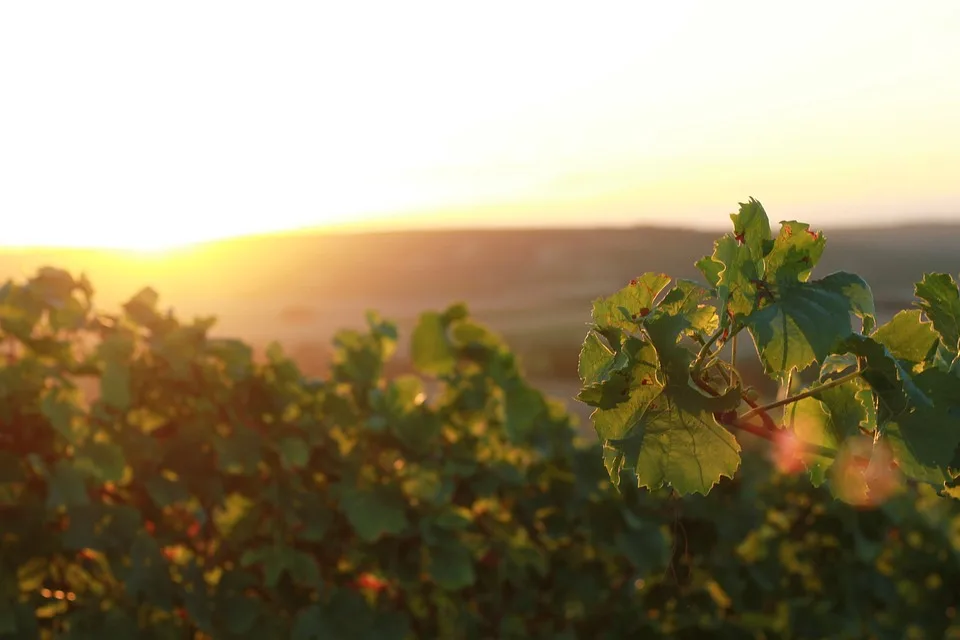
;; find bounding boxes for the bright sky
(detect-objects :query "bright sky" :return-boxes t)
[2,1,960,250]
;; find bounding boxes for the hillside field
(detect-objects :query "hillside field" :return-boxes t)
[3,222,957,426]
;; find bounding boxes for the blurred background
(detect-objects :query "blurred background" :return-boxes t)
[2,1,959,425]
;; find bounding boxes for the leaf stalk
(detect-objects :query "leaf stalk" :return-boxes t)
[738,368,862,423]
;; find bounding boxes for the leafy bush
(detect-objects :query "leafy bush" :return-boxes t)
[1,263,959,639]
[578,198,960,500]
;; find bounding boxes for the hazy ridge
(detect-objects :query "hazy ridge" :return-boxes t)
[2,223,957,423]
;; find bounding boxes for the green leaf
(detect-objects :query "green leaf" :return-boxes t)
[834,334,930,422]
[880,368,960,485]
[28,267,77,308]
[411,311,455,376]
[181,562,215,633]
[292,605,335,640]
[729,197,772,262]
[277,436,310,470]
[433,506,474,530]
[592,309,742,495]
[74,441,126,483]
[577,331,633,409]
[915,272,960,354]
[241,546,321,589]
[787,377,872,486]
[48,295,90,331]
[207,338,254,380]
[695,255,722,289]
[338,485,408,542]
[745,272,870,377]
[97,332,135,410]
[590,272,672,330]
[872,309,939,367]
[40,388,86,444]
[126,531,174,606]
[145,473,191,507]
[503,380,545,441]
[122,287,163,328]
[658,279,719,337]
[221,594,262,636]
[576,372,630,410]
[698,199,773,322]
[816,271,876,335]
[705,234,761,319]
[62,504,112,550]
[46,460,89,509]
[240,546,286,588]
[427,540,476,590]
[578,331,624,384]
[0,604,17,635]
[598,391,741,496]
[214,425,263,476]
[835,336,960,485]
[763,220,825,285]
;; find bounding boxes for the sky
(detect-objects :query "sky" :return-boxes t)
[2,1,960,250]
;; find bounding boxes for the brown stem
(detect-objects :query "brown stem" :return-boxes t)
[739,369,861,424]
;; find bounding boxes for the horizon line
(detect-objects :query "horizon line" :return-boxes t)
[3,215,959,254]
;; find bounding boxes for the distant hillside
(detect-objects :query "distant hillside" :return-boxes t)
[3,222,955,310]
[3,222,956,423]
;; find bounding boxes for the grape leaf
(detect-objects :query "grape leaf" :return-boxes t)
[745,272,873,377]
[411,312,455,376]
[576,332,632,409]
[46,461,89,509]
[338,485,409,542]
[915,272,960,354]
[834,334,930,422]
[764,220,825,285]
[277,437,310,470]
[703,234,761,320]
[74,442,126,483]
[98,332,135,410]
[503,380,546,442]
[292,606,336,640]
[658,279,719,337]
[241,546,321,589]
[816,271,877,335]
[872,309,939,367]
[695,255,722,289]
[122,287,163,329]
[214,426,263,476]
[880,368,960,485]
[730,197,772,263]
[28,267,76,308]
[145,474,190,507]
[787,377,872,486]
[594,314,741,495]
[590,272,671,330]
[40,388,86,444]
[598,387,741,496]
[427,540,476,590]
[834,336,960,485]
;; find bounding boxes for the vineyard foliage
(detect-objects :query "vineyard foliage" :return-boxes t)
[578,198,960,500]
[0,251,959,636]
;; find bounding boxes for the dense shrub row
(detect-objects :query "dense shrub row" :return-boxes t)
[1,268,959,638]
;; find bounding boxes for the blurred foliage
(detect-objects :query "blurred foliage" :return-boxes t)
[1,267,959,638]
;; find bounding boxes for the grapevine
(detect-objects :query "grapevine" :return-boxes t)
[578,198,960,499]
[2,233,960,637]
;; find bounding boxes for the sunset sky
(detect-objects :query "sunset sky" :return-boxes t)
[2,1,960,250]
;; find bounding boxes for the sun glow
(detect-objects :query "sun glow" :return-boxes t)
[2,1,960,250]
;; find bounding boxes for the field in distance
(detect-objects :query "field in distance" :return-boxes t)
[3,223,957,426]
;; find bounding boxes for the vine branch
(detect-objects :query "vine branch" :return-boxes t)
[691,325,726,374]
[739,368,861,423]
